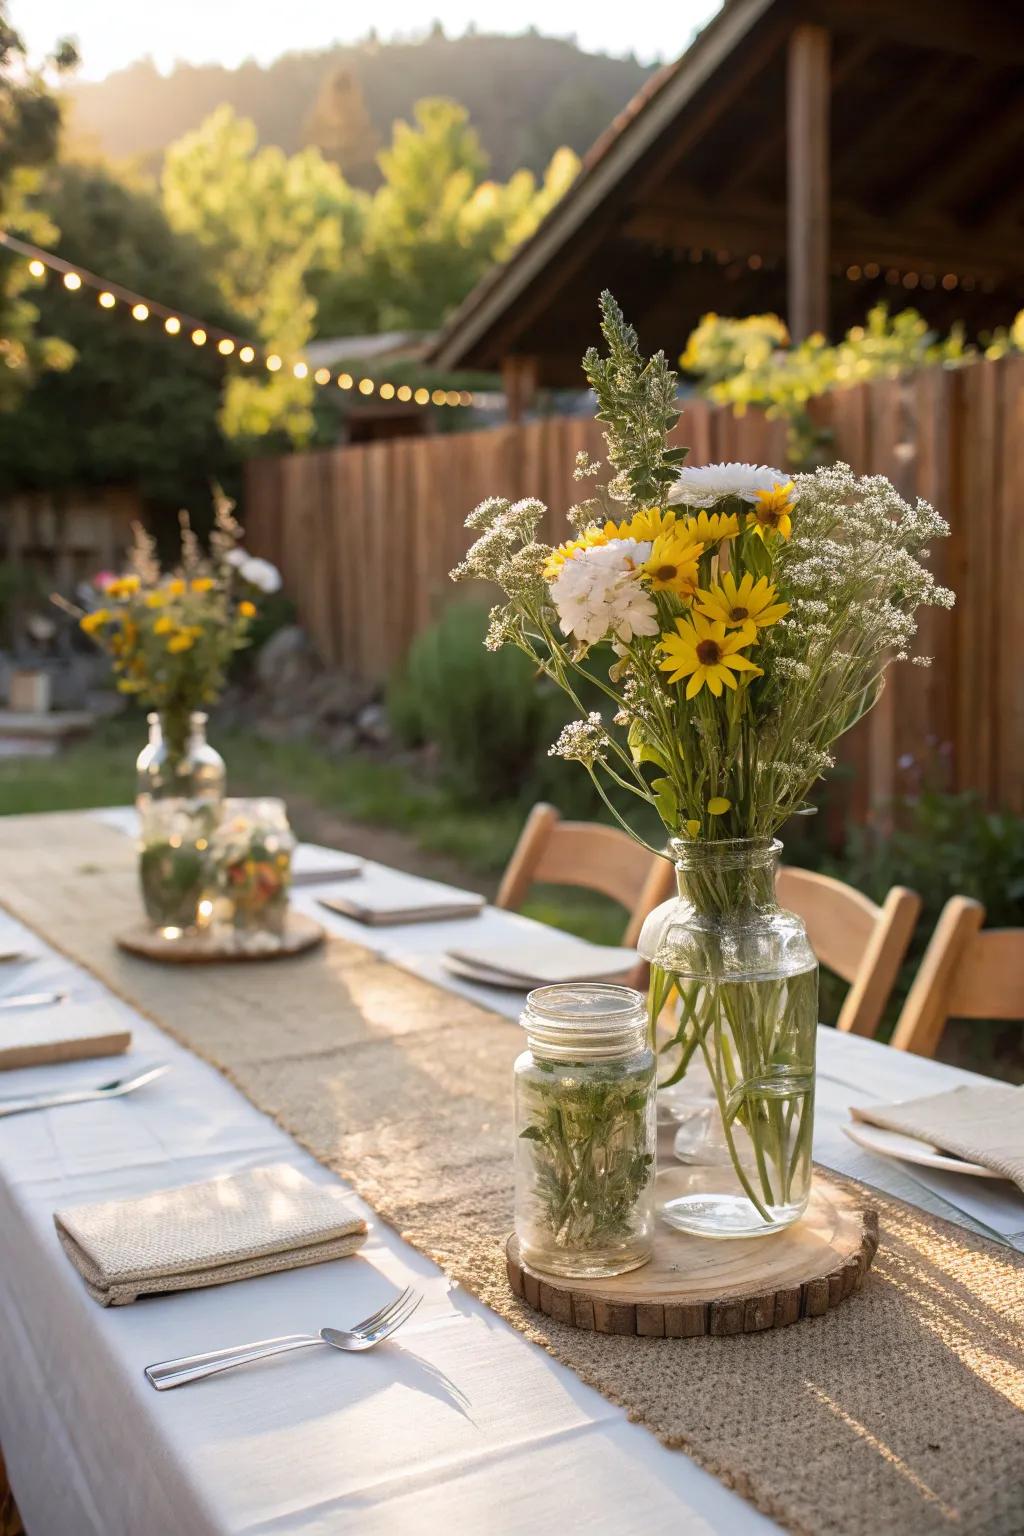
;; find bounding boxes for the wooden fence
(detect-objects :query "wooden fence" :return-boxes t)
[244,355,1024,814]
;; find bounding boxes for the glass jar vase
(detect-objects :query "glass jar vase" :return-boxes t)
[639,838,817,1239]
[136,711,226,808]
[514,983,657,1279]
[138,797,220,935]
[213,798,294,939]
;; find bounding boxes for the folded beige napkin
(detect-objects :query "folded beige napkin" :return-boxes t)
[851,1084,1024,1191]
[55,1163,368,1306]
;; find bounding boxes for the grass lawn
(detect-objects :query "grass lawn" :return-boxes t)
[0,718,626,944]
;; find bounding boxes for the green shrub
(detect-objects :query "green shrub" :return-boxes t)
[387,600,573,805]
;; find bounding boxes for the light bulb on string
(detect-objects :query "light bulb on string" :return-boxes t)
[459,391,473,407]
[293,361,308,379]
[266,354,282,372]
[238,345,255,363]
[191,328,207,346]
[358,377,374,395]
[164,316,181,335]
[63,272,82,291]
[217,338,234,355]
[414,387,429,405]
[396,384,412,402]
[28,259,45,278]
[132,303,149,322]
[337,373,353,390]
[314,367,331,385]
[379,382,395,400]
[431,389,446,406]
[98,291,116,308]
[444,390,460,407]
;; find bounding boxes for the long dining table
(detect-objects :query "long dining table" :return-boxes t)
[0,806,1021,1536]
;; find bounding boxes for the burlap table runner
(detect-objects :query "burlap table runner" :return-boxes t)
[1,813,1022,1535]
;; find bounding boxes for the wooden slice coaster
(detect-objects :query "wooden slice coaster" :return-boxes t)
[116,912,325,965]
[506,1169,878,1338]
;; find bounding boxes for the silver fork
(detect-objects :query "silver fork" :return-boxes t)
[145,1286,422,1390]
[0,1064,169,1118]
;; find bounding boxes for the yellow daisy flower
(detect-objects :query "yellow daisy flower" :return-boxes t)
[751,481,796,541]
[145,591,167,608]
[153,615,175,635]
[167,630,196,653]
[190,576,215,593]
[613,506,677,543]
[167,578,186,597]
[80,609,111,635]
[106,575,140,599]
[238,600,257,619]
[641,531,705,596]
[680,510,740,544]
[695,572,790,632]
[543,525,608,581]
[658,611,761,700]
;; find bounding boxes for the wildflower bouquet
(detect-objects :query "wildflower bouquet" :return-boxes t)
[455,292,953,1237]
[75,492,278,768]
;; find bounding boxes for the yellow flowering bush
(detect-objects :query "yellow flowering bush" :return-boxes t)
[73,490,276,762]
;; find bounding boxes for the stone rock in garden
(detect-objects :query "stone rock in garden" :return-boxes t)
[356,701,391,747]
[255,626,318,693]
[325,723,358,757]
[312,674,375,727]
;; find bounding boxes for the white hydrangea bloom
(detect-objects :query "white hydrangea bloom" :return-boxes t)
[239,556,282,594]
[667,462,798,507]
[549,537,657,645]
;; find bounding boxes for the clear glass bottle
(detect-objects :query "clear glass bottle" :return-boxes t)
[214,797,295,938]
[138,797,220,935]
[640,838,817,1239]
[514,983,657,1278]
[135,711,226,808]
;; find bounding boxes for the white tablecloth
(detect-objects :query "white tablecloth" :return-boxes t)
[0,809,1019,1536]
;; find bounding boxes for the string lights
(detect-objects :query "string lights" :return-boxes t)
[1,229,475,409]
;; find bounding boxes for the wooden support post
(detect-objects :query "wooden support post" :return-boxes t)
[501,354,539,424]
[787,24,830,340]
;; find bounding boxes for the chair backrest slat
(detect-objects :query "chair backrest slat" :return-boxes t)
[496,803,673,949]
[776,866,921,1038]
[892,896,1024,1056]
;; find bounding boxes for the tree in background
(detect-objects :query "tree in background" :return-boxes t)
[0,161,237,521]
[0,6,77,408]
[344,98,579,332]
[304,67,379,189]
[161,105,367,445]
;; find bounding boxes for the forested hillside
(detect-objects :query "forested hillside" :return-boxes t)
[66,30,654,182]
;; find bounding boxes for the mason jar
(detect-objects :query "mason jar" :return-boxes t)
[213,797,295,938]
[640,838,818,1239]
[514,983,656,1278]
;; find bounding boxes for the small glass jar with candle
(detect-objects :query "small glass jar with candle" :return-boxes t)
[513,983,657,1279]
[212,798,295,940]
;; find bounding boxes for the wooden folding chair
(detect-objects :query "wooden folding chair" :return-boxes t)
[890,896,1024,1057]
[496,802,674,948]
[775,867,921,1038]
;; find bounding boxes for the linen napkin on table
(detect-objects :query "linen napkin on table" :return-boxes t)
[850,1083,1024,1192]
[54,1163,368,1306]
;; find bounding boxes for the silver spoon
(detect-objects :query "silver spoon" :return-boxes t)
[145,1286,422,1390]
[0,1063,170,1118]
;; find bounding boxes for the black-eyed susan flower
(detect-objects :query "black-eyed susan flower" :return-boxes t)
[641,530,705,596]
[153,615,175,636]
[680,510,740,544]
[752,481,796,541]
[614,506,677,543]
[79,609,111,635]
[190,576,215,593]
[542,525,609,581]
[106,575,140,599]
[658,611,761,699]
[695,572,790,632]
[238,600,256,619]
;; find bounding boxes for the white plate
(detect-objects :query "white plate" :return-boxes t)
[843,1121,1001,1179]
